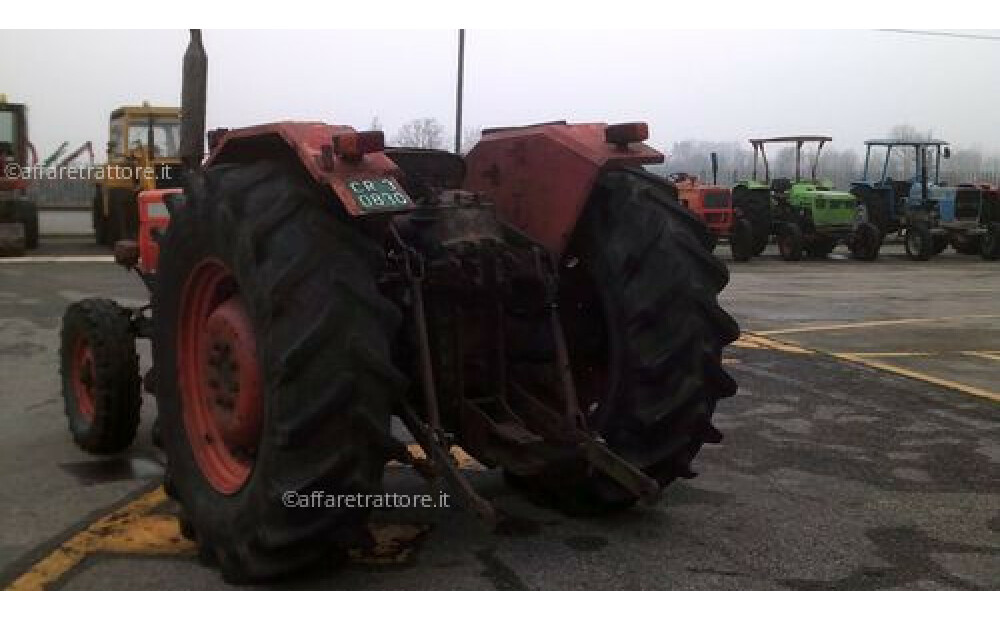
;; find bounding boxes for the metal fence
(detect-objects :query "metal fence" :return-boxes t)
[26,172,93,209]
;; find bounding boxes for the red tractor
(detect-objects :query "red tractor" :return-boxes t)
[669,157,754,261]
[58,31,739,582]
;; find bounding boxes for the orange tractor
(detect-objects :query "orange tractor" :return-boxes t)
[58,31,739,582]
[669,154,754,260]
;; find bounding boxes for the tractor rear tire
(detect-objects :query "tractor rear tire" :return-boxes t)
[850,222,881,261]
[982,223,1000,260]
[904,224,933,261]
[503,169,739,515]
[730,218,753,262]
[154,161,404,583]
[59,299,141,454]
[777,223,804,261]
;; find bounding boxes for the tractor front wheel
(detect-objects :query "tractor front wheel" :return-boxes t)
[59,299,141,454]
[777,223,804,261]
[154,162,404,583]
[904,224,933,261]
[730,218,753,262]
[850,222,881,261]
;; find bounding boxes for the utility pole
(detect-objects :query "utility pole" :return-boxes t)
[454,29,465,155]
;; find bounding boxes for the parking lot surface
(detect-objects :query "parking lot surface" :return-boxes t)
[1,239,997,590]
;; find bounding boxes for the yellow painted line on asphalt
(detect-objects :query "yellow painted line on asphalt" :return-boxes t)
[757,314,1000,336]
[5,486,172,591]
[5,445,477,589]
[834,353,1000,403]
[0,255,113,264]
[962,351,1000,362]
[835,352,932,358]
[734,333,813,354]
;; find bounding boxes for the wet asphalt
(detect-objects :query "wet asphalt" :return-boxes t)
[0,238,996,590]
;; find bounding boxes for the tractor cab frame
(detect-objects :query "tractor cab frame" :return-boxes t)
[92,103,184,247]
[735,136,875,261]
[852,139,997,259]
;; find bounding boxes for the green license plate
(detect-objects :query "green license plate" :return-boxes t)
[347,178,411,211]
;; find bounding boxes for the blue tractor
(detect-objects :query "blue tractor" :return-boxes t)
[851,139,999,260]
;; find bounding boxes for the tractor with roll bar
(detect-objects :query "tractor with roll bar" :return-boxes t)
[732,135,879,261]
[850,139,999,260]
[670,152,755,261]
[57,30,740,582]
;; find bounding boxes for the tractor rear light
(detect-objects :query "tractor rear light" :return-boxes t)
[333,130,385,161]
[605,122,649,147]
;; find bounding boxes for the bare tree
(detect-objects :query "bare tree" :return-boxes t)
[368,116,382,132]
[392,118,446,149]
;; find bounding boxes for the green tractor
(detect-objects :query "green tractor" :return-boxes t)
[733,136,880,261]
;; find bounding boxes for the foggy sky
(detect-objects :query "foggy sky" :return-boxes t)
[2,29,999,162]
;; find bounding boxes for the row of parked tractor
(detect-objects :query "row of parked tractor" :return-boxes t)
[672,136,1000,262]
[2,94,998,262]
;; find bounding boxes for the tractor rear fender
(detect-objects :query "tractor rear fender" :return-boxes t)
[463,122,665,255]
[205,122,415,216]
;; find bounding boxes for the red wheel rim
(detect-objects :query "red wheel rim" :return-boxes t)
[178,258,262,495]
[71,337,97,423]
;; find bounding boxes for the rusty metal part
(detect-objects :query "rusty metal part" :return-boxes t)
[506,380,660,501]
[579,436,661,503]
[398,403,497,526]
[410,262,443,434]
[533,247,586,430]
[384,200,662,520]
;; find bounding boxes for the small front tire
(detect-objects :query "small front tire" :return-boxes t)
[59,299,141,454]
[904,224,933,261]
[777,223,804,261]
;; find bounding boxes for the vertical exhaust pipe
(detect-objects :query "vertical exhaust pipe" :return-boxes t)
[180,29,207,171]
